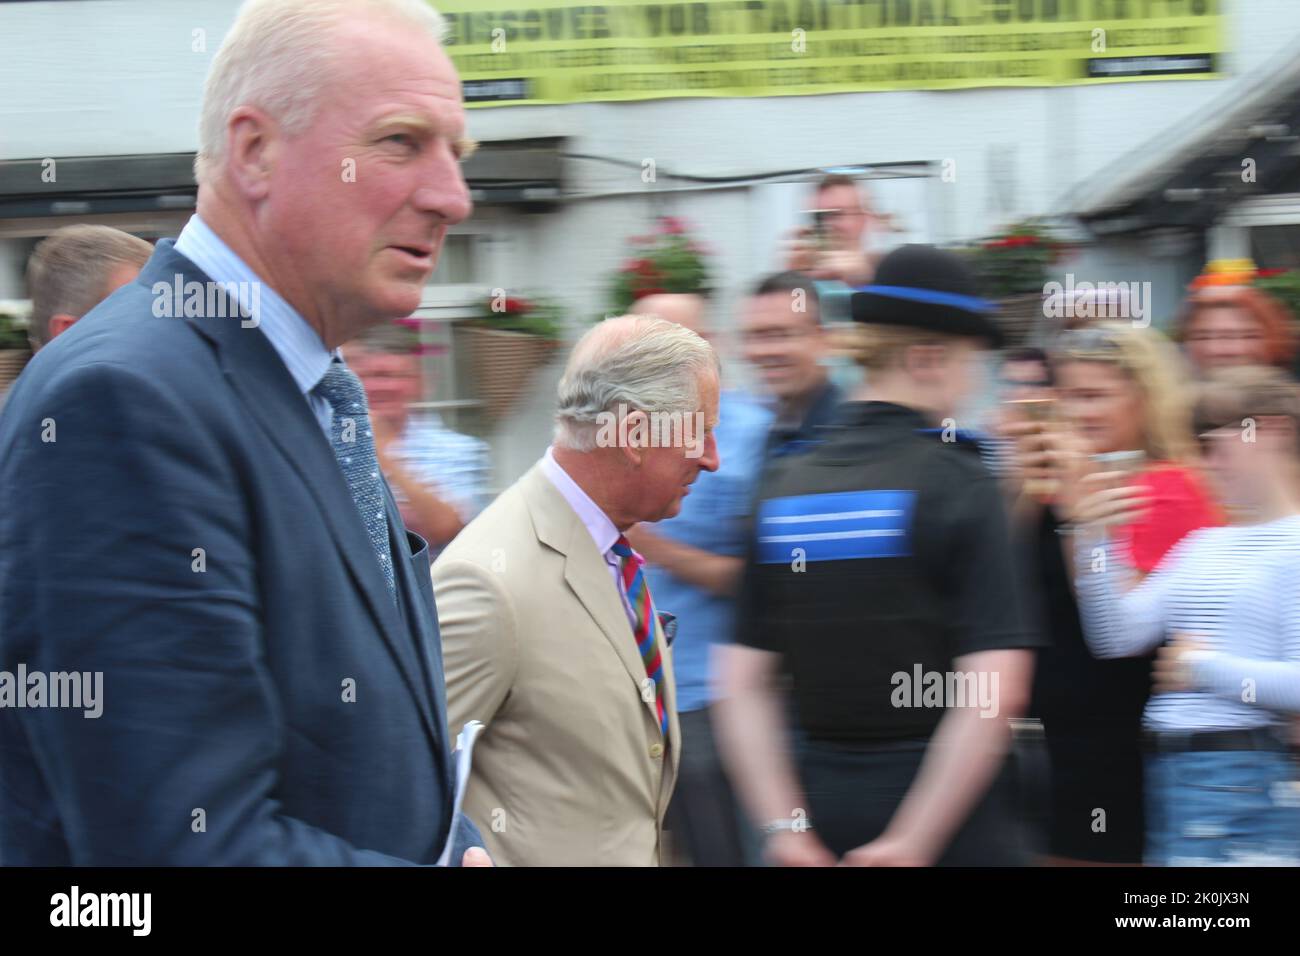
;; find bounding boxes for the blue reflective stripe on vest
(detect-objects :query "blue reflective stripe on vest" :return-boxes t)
[756,489,916,563]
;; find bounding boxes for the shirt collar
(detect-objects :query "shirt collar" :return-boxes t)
[541,447,620,557]
[174,214,336,397]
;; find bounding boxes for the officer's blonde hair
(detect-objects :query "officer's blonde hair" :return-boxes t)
[839,323,953,372]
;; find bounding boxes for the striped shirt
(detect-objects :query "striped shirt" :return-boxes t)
[390,412,489,559]
[1075,514,1300,733]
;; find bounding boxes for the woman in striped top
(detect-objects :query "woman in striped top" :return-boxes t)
[1072,366,1300,865]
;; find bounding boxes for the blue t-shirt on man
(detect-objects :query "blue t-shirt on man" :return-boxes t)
[644,390,774,714]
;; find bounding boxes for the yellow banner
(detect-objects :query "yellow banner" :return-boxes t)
[435,0,1224,106]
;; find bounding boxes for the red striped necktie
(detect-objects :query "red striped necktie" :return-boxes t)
[610,535,668,736]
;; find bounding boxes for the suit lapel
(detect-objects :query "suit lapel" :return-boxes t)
[145,243,446,757]
[521,466,666,730]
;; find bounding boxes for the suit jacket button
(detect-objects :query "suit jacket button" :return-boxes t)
[649,743,664,759]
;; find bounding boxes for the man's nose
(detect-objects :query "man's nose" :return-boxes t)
[700,435,721,472]
[413,147,473,225]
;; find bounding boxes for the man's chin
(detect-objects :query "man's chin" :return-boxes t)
[371,280,426,320]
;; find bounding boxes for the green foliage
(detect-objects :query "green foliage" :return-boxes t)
[470,293,564,340]
[608,216,712,315]
[0,305,30,350]
[1253,269,1300,322]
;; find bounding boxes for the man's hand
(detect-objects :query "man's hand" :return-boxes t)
[782,228,820,273]
[763,830,837,867]
[808,247,873,286]
[461,846,493,867]
[1154,633,1210,694]
[839,831,934,867]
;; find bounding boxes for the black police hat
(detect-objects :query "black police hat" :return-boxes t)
[850,244,1003,348]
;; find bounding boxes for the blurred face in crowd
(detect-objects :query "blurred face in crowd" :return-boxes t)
[1184,306,1268,376]
[1000,357,1052,404]
[741,291,827,404]
[905,336,984,422]
[1199,417,1295,514]
[635,293,710,343]
[1056,359,1146,455]
[997,356,1054,427]
[812,183,870,249]
[251,17,472,346]
[631,369,721,523]
[347,344,424,430]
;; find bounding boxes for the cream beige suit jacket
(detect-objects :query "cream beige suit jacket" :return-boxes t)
[432,462,681,866]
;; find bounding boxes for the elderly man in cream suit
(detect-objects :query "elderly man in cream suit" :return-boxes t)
[433,315,721,866]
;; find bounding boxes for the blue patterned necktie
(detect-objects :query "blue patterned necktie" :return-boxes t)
[313,359,396,597]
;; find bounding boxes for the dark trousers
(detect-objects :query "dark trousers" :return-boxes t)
[665,706,755,867]
[797,737,1027,866]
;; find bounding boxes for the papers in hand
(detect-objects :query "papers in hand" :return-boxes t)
[435,719,486,867]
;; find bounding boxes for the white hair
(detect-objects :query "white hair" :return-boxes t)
[555,315,720,452]
[195,0,446,184]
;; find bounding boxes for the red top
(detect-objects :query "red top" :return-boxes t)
[1113,463,1224,573]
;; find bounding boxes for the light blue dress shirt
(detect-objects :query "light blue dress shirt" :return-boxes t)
[174,215,336,435]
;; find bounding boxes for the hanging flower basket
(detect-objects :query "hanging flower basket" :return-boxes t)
[0,307,32,392]
[457,293,564,423]
[0,348,31,393]
[965,222,1069,349]
[994,293,1045,350]
[608,215,712,316]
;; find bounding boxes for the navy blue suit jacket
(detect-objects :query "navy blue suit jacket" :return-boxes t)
[0,242,481,864]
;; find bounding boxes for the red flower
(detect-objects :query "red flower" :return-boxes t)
[503,297,532,314]
[1258,268,1288,279]
[659,216,687,235]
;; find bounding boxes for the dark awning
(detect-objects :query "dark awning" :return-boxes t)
[0,137,565,220]
[1067,58,1300,237]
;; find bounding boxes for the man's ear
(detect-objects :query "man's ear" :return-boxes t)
[621,409,649,467]
[224,105,279,201]
[47,314,78,341]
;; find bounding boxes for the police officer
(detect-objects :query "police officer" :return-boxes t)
[716,245,1040,867]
